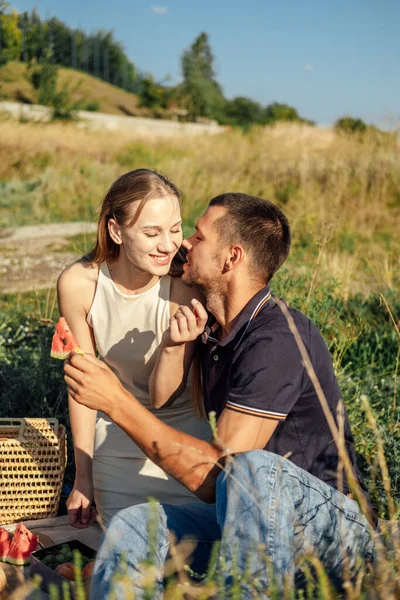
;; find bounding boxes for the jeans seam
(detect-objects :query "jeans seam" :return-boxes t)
[267,457,279,561]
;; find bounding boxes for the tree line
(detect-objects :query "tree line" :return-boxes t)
[0,2,314,127]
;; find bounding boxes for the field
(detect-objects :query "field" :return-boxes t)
[0,115,399,598]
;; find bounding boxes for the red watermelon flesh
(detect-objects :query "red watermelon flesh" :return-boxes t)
[0,528,11,562]
[50,317,84,360]
[5,523,39,566]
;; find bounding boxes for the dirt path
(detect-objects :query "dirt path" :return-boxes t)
[0,222,96,294]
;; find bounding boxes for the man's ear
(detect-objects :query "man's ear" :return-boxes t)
[108,218,123,245]
[223,245,245,273]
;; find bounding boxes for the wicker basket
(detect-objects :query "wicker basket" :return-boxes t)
[0,418,67,525]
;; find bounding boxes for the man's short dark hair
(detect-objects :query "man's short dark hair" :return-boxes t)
[209,193,291,282]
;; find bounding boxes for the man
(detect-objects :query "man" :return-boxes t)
[65,193,374,599]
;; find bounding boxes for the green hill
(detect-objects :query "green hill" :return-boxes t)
[0,61,153,117]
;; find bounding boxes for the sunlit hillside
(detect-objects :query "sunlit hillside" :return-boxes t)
[0,61,151,117]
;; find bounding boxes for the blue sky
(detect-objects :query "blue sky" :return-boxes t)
[10,0,400,127]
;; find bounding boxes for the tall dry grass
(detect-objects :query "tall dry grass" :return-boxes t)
[0,118,398,295]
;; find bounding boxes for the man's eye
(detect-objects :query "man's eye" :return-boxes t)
[196,237,202,242]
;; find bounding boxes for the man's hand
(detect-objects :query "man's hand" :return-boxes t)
[164,299,208,347]
[64,353,125,416]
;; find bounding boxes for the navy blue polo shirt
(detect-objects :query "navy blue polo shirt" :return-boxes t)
[201,285,364,495]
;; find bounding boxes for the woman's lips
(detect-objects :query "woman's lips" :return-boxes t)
[150,254,171,266]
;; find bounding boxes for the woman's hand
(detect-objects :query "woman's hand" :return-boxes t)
[164,299,208,347]
[66,479,97,529]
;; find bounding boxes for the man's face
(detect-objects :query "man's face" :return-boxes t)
[182,205,227,294]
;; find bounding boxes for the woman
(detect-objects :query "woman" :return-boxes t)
[57,168,210,527]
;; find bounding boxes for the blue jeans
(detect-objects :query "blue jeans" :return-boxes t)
[90,450,374,599]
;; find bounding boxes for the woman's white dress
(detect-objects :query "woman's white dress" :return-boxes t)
[87,262,210,525]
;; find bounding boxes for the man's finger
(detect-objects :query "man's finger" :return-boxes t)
[64,363,84,385]
[68,352,103,373]
[66,385,77,398]
[73,352,105,368]
[64,375,80,395]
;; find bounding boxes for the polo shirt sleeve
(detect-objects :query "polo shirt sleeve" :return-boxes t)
[225,333,304,421]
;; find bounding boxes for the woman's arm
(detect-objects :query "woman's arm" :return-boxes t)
[57,260,98,528]
[149,278,207,409]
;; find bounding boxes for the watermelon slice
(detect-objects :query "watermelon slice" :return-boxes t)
[0,528,11,562]
[50,317,84,360]
[5,523,39,566]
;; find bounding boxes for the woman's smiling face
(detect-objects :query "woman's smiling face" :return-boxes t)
[112,194,183,275]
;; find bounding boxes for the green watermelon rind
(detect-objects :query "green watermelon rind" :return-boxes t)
[5,554,33,566]
[50,347,84,360]
[50,349,71,360]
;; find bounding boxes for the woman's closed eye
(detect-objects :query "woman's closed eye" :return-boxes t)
[145,229,181,238]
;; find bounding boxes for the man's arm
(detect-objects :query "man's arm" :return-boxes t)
[64,353,278,503]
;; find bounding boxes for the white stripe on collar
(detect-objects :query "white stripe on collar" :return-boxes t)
[233,291,272,351]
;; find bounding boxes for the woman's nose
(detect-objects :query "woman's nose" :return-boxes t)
[182,238,192,251]
[159,234,176,252]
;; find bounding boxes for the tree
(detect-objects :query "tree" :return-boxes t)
[138,75,166,109]
[15,11,138,93]
[28,46,58,105]
[180,32,224,120]
[0,9,22,65]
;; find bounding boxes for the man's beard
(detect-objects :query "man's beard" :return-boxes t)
[182,265,223,303]
[181,268,196,288]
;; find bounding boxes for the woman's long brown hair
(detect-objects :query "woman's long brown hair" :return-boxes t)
[88,168,182,264]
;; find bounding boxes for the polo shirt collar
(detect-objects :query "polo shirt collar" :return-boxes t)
[202,285,275,349]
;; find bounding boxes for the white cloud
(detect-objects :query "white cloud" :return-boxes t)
[304,64,315,72]
[152,6,168,14]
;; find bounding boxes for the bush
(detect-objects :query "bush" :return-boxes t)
[27,47,86,120]
[84,100,100,112]
[335,116,368,135]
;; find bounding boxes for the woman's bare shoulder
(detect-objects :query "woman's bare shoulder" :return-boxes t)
[57,259,99,306]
